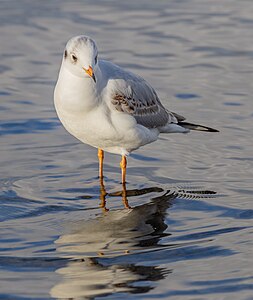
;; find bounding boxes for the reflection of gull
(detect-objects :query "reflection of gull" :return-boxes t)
[51,259,140,299]
[51,187,175,299]
[54,35,218,183]
[55,187,174,257]
[51,258,169,299]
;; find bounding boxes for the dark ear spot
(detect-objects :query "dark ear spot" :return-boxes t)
[64,50,68,59]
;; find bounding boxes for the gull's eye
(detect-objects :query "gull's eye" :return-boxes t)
[64,50,68,59]
[71,54,77,62]
[95,55,98,64]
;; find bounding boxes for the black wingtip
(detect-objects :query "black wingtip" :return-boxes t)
[208,128,219,133]
[178,122,219,132]
[201,126,219,132]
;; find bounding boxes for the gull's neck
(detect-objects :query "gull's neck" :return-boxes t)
[55,64,101,113]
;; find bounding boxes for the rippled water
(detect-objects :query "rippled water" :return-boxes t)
[1,0,253,299]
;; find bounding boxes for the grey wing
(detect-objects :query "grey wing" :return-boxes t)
[110,76,180,128]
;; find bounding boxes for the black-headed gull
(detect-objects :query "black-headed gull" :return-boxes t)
[54,35,218,183]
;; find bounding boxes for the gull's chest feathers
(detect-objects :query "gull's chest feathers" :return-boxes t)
[54,69,120,148]
[55,68,98,113]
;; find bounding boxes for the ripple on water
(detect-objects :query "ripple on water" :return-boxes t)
[0,118,59,136]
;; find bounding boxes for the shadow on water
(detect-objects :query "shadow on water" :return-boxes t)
[50,183,219,299]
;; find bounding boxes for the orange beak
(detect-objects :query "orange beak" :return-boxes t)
[83,65,96,82]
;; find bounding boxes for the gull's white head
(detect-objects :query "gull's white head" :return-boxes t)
[62,35,98,82]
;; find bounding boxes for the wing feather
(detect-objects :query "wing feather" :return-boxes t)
[110,78,178,128]
[99,60,184,128]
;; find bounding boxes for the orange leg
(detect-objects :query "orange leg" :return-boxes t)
[98,148,104,179]
[120,155,127,184]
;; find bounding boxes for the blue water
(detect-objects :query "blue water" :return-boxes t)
[1,0,253,299]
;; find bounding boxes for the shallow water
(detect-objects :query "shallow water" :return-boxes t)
[1,0,253,299]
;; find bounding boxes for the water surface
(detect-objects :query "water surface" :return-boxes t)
[1,0,253,299]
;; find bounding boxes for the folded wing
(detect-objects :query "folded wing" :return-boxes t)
[110,76,182,129]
